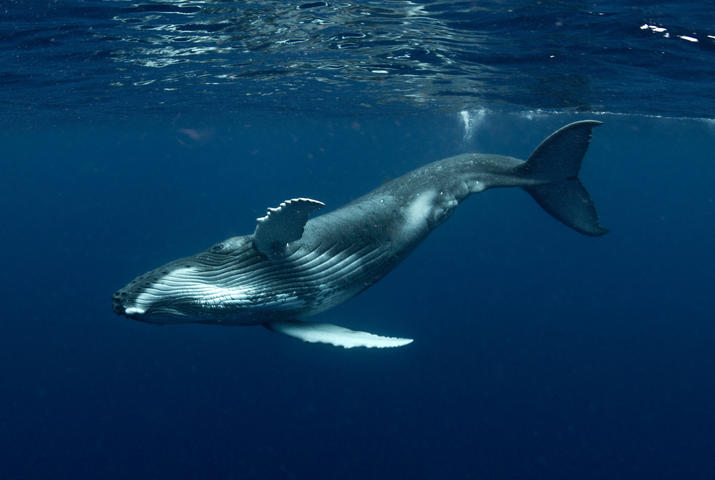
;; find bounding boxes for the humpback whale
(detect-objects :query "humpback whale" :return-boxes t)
[113,120,607,348]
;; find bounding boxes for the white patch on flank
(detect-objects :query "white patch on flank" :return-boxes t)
[124,307,145,315]
[467,179,486,193]
[403,190,436,235]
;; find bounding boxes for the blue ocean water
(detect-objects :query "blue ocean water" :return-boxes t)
[1,2,715,479]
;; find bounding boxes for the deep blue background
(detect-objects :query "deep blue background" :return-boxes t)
[1,112,714,479]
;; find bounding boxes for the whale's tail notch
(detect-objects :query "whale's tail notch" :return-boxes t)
[516,120,608,236]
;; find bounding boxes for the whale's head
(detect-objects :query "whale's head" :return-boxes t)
[112,237,252,324]
[112,263,203,324]
[112,235,301,325]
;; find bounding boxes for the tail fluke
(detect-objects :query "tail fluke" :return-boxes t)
[525,179,608,236]
[517,120,608,236]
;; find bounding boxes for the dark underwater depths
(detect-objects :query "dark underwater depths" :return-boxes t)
[1,113,714,479]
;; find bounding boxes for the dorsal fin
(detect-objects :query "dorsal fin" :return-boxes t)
[253,198,325,257]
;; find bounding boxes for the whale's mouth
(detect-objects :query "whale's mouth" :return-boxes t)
[112,289,147,317]
[112,302,125,316]
[111,290,127,316]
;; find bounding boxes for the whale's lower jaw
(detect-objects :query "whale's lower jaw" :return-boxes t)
[113,235,396,326]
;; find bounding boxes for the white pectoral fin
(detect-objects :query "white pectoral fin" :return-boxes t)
[265,321,413,349]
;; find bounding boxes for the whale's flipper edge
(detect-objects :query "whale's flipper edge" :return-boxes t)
[265,320,414,348]
[253,197,325,256]
[517,120,608,236]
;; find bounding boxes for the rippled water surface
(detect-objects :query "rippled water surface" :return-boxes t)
[2,0,714,121]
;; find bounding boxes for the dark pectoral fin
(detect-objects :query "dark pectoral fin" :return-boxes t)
[253,198,325,257]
